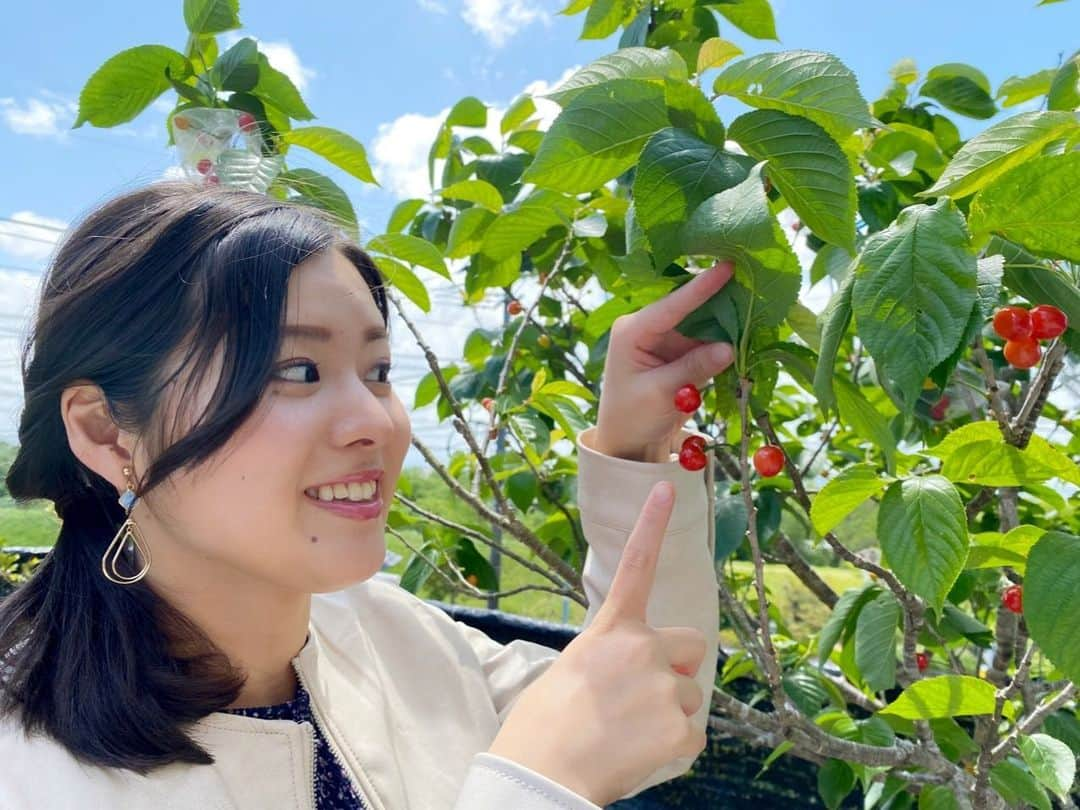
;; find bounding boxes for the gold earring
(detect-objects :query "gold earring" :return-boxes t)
[101,465,152,585]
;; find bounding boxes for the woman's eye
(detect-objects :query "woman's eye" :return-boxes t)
[272,360,390,385]
[273,361,320,384]
[365,361,392,384]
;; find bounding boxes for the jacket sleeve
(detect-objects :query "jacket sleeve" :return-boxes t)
[451,426,719,809]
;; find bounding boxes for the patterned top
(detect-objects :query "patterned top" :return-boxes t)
[223,681,366,809]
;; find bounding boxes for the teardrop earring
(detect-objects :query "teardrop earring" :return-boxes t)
[101,465,152,585]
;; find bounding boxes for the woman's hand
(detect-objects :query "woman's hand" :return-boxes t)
[594,261,736,462]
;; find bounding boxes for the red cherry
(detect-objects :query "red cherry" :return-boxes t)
[993,307,1032,341]
[673,384,702,413]
[753,445,785,477]
[237,112,257,132]
[682,435,707,453]
[678,446,707,471]
[196,158,213,175]
[791,219,803,232]
[481,397,494,412]
[930,396,949,421]
[1002,584,1023,614]
[173,116,190,130]
[507,300,523,316]
[1004,338,1041,369]
[1029,305,1068,340]
[916,652,930,672]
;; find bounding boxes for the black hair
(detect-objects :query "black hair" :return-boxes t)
[0,181,385,772]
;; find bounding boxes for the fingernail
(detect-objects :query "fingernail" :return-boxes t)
[712,343,733,364]
[654,481,674,505]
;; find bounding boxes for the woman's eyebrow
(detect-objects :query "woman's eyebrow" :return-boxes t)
[282,324,388,343]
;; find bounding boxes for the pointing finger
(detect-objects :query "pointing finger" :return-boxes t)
[636,261,734,337]
[595,481,676,626]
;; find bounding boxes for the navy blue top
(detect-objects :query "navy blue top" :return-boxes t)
[223,681,366,809]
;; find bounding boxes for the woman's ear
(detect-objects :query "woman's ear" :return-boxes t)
[59,382,136,494]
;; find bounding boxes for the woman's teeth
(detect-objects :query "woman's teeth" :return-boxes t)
[305,481,378,502]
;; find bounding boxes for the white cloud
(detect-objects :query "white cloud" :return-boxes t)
[0,212,68,262]
[462,0,550,47]
[369,65,576,200]
[0,94,77,137]
[417,0,449,12]
[222,34,316,93]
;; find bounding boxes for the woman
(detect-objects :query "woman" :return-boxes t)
[0,182,736,809]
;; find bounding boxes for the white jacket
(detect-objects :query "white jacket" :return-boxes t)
[0,428,718,809]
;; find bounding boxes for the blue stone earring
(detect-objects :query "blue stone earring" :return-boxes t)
[101,465,152,585]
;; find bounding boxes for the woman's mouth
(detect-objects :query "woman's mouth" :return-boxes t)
[304,480,383,520]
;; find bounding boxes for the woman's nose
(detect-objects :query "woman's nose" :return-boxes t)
[332,381,395,448]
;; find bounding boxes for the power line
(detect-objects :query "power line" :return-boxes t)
[0,217,67,234]
[0,231,58,248]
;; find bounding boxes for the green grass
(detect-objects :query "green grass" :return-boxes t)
[0,501,60,548]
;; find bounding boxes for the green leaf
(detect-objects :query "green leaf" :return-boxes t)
[968,151,1080,262]
[1048,52,1080,111]
[663,80,727,145]
[446,207,495,259]
[366,233,449,279]
[446,96,487,128]
[210,36,259,92]
[252,52,314,121]
[967,525,1046,572]
[481,196,570,260]
[524,79,669,193]
[633,128,752,267]
[712,50,873,142]
[277,169,357,237]
[1025,532,1080,684]
[183,0,240,34]
[545,47,688,106]
[372,256,430,312]
[680,163,802,337]
[712,0,778,40]
[880,675,1008,720]
[921,111,1080,199]
[439,179,504,213]
[400,540,438,593]
[388,199,425,233]
[921,65,998,119]
[927,421,1080,487]
[454,538,499,591]
[811,464,889,536]
[855,590,900,692]
[697,37,743,73]
[501,95,536,134]
[813,273,853,414]
[991,760,1053,810]
[834,378,898,475]
[890,58,919,86]
[74,45,190,128]
[997,69,1057,107]
[816,759,855,810]
[506,471,539,512]
[1018,734,1077,800]
[817,584,879,666]
[581,0,633,39]
[918,785,959,810]
[283,126,378,185]
[729,109,856,250]
[851,199,977,413]
[877,476,968,612]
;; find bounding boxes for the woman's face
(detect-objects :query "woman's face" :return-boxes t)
[137,247,411,595]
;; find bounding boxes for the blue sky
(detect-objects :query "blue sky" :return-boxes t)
[0,0,1078,447]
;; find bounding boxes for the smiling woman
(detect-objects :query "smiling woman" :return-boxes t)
[0,181,729,810]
